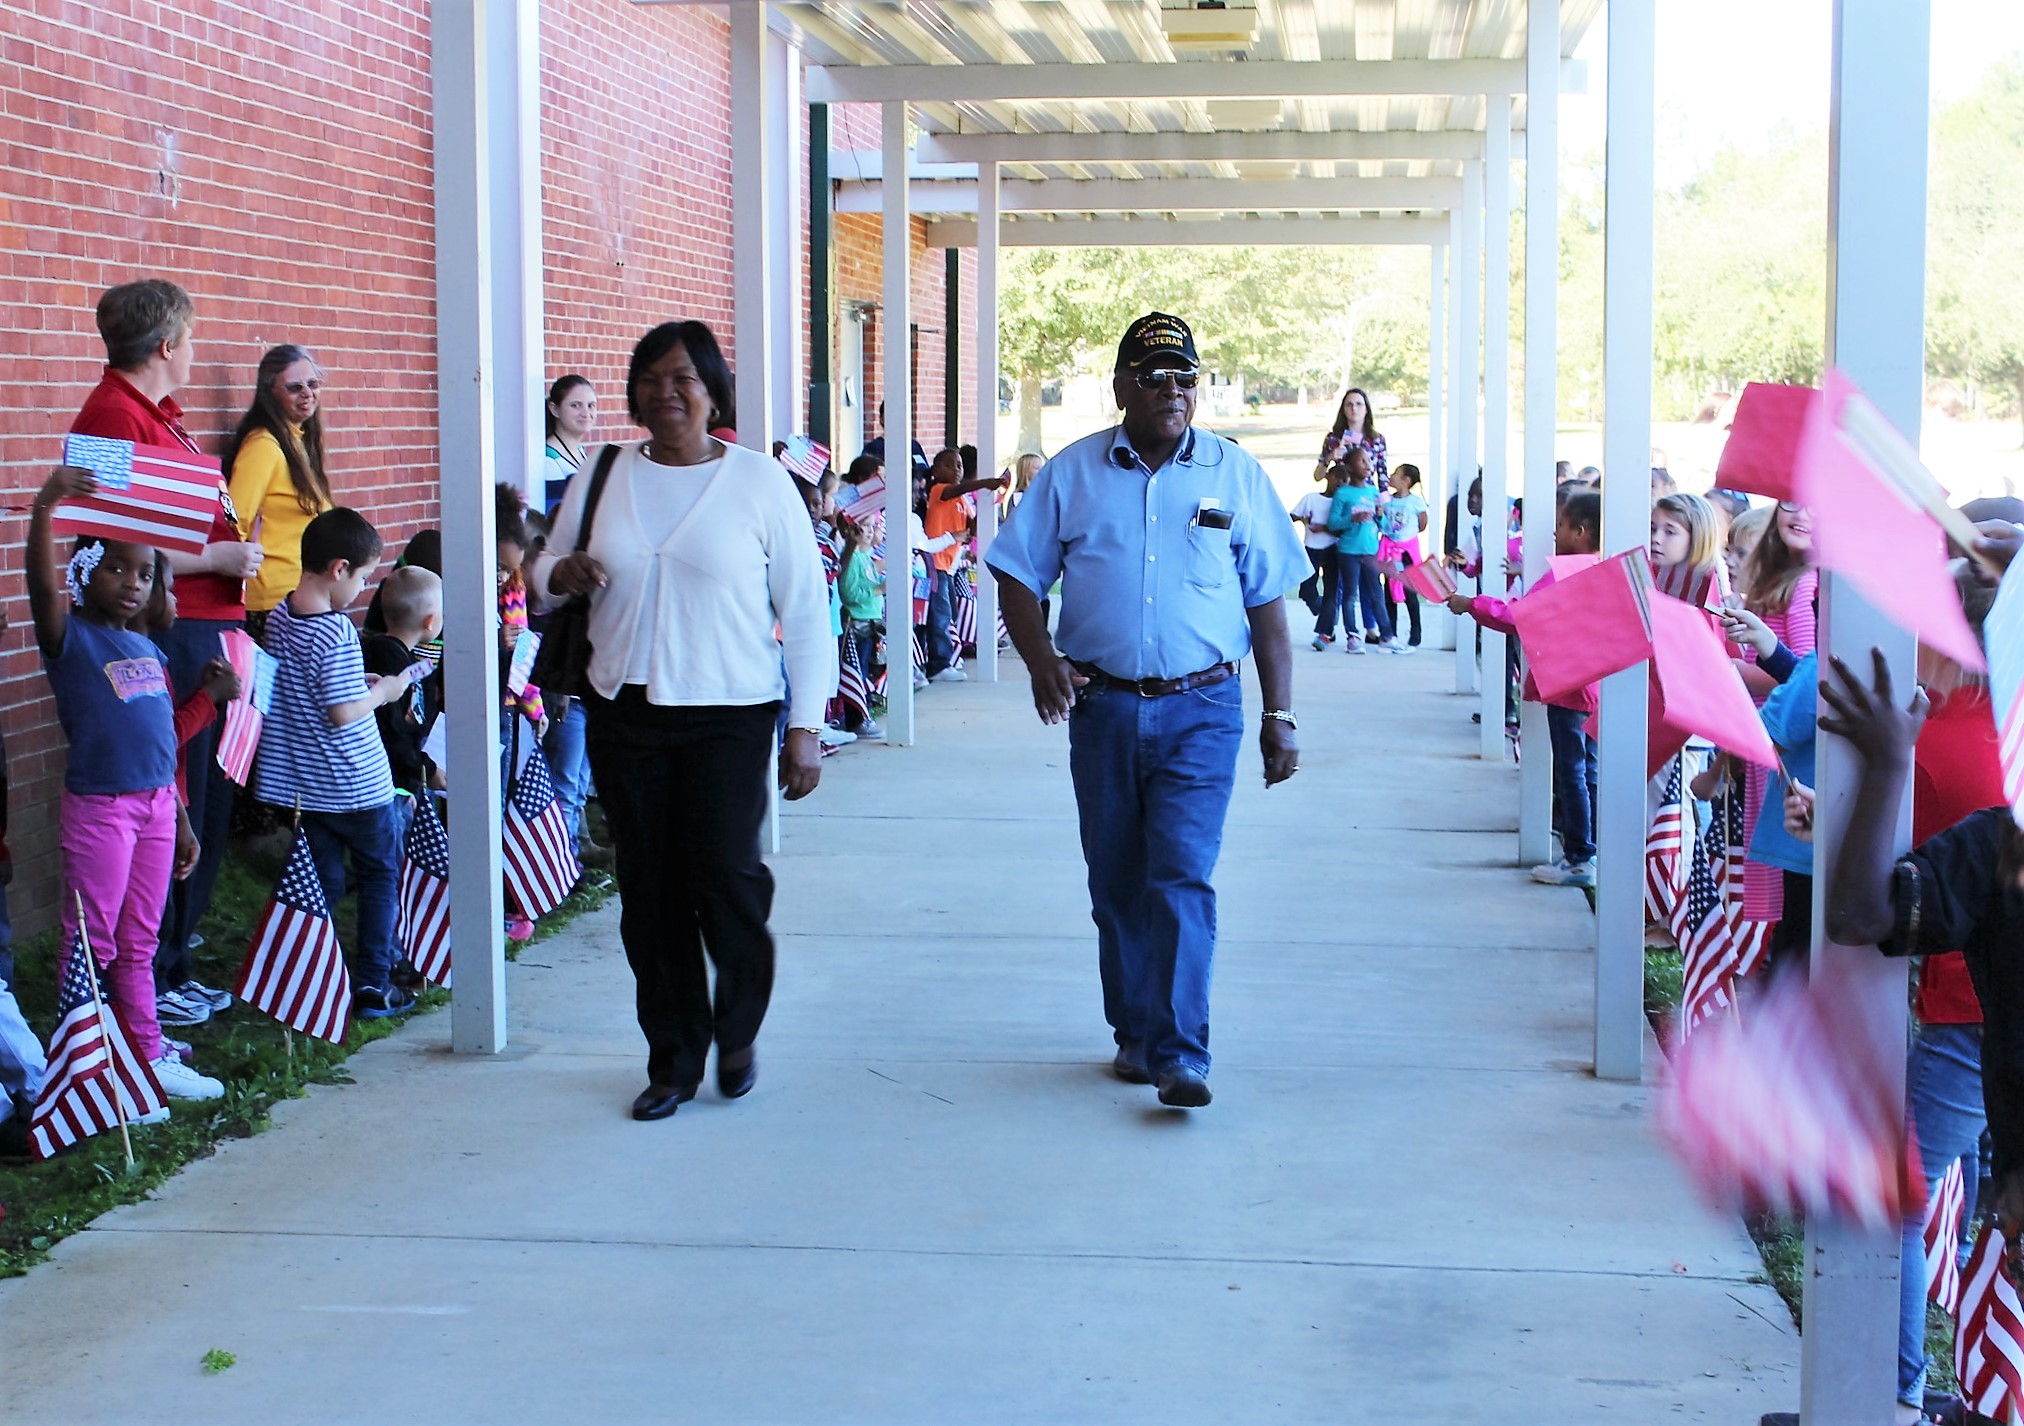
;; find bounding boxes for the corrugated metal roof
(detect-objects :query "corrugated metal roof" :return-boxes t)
[783,1,1596,220]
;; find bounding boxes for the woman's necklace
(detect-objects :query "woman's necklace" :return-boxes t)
[640,438,722,468]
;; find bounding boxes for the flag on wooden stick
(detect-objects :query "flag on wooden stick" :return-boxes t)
[503,735,579,920]
[398,795,453,988]
[215,628,278,785]
[28,928,167,1160]
[56,434,221,555]
[236,825,351,1043]
[1925,1159,1968,1318]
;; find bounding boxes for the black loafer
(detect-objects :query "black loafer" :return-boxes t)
[717,1047,757,1100]
[631,1083,697,1121]
[1111,1049,1152,1085]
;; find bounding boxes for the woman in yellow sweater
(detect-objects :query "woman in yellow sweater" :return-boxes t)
[225,344,333,637]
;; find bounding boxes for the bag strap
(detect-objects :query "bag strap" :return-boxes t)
[573,443,621,554]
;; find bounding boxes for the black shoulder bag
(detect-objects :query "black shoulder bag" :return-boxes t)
[528,443,620,700]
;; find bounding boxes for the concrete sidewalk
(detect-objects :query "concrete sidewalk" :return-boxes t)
[0,632,1797,1424]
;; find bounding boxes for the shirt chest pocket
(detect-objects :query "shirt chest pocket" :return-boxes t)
[1186,522,1234,588]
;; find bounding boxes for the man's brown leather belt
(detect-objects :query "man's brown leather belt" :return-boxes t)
[1073,660,1237,698]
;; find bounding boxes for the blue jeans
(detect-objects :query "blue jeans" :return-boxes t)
[1898,1023,1986,1404]
[925,568,958,674]
[300,802,404,991]
[1320,551,1392,641]
[1546,703,1597,864]
[543,698,592,849]
[1067,674,1243,1077]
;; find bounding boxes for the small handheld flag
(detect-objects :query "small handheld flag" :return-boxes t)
[398,795,453,988]
[236,825,352,1043]
[502,734,580,920]
[57,434,222,555]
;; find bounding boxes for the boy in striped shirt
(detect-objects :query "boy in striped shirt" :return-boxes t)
[251,508,423,1018]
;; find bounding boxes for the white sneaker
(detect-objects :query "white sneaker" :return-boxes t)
[134,1102,172,1126]
[817,726,857,748]
[178,979,232,1013]
[155,988,211,1027]
[151,1054,225,1101]
[1344,635,1367,655]
[930,667,968,684]
[856,719,885,740]
[1531,858,1597,888]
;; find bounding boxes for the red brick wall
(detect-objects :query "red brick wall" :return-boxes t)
[832,214,977,457]
[0,2,917,934]
[539,0,735,432]
[0,0,440,931]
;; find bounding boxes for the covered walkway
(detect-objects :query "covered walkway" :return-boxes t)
[0,633,1793,1422]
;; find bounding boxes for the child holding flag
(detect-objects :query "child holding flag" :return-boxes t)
[26,467,222,1102]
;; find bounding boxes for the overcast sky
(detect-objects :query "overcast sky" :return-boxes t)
[1563,1,2024,180]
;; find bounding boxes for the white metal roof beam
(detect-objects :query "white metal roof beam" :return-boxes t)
[926,216,1451,248]
[805,57,1585,105]
[913,129,1519,165]
[834,175,1462,214]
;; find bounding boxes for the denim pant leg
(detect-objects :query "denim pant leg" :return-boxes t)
[1068,687,1152,1063]
[151,615,238,985]
[1136,679,1243,1074]
[1356,555,1394,640]
[1898,1023,1987,1404]
[925,570,957,674]
[1318,550,1354,639]
[1298,548,1327,616]
[1546,705,1595,863]
[544,699,591,849]
[302,806,402,990]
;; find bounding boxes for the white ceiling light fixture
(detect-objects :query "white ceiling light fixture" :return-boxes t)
[1204,99,1283,130]
[1159,1,1261,50]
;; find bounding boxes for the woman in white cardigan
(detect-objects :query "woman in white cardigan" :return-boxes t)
[534,321,834,1122]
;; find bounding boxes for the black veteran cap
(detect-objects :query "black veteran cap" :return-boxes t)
[1115,312,1199,371]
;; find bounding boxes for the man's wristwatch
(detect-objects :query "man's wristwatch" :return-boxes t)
[789,724,826,737]
[1261,709,1298,730]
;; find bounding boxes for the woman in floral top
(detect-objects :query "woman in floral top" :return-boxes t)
[1313,386,1388,490]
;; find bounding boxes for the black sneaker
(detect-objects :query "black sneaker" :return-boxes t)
[354,984,419,1019]
[390,959,425,991]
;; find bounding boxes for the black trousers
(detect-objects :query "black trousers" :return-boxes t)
[583,689,778,1087]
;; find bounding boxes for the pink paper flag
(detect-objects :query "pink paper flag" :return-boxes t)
[1715,383,1818,502]
[1647,593,1780,770]
[1794,369,1987,673]
[1509,550,1653,705]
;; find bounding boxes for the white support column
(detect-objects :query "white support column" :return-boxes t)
[1437,232,1458,653]
[1518,0,1561,865]
[433,0,506,1054]
[1480,103,1512,762]
[1453,161,1481,695]
[767,24,802,434]
[485,0,543,502]
[1593,0,1655,1084]
[731,1,775,450]
[1798,2,1928,1419]
[973,160,1001,683]
[1427,242,1447,582]
[882,99,916,745]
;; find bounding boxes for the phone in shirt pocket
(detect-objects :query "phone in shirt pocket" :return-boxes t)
[1187,504,1235,586]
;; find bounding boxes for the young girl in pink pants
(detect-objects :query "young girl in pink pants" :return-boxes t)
[28,466,221,1103]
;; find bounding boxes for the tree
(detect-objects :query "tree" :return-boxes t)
[1928,60,2024,441]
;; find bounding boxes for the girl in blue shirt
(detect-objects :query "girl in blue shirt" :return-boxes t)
[1324,448,1395,653]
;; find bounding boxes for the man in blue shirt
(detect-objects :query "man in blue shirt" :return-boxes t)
[986,312,1305,1109]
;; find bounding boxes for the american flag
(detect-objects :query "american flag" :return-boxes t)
[1990,559,2023,830]
[29,930,167,1160]
[1713,781,1772,980]
[1955,1220,2024,1423]
[57,434,221,555]
[779,435,831,482]
[837,629,871,722]
[398,795,453,988]
[1674,786,1742,1035]
[503,740,579,920]
[216,628,278,785]
[1926,1159,1968,1317]
[1645,757,1688,925]
[952,567,979,652]
[236,826,352,1043]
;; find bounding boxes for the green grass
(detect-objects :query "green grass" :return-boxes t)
[1644,945,1685,1020]
[0,834,614,1278]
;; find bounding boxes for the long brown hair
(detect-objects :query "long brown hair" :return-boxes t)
[1326,387,1378,446]
[221,345,331,517]
[1742,509,1815,617]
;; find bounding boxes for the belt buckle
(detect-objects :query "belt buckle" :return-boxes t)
[1135,676,1163,698]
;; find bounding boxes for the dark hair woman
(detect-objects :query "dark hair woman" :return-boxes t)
[542,374,596,517]
[226,344,334,636]
[531,320,834,1121]
[1314,386,1388,489]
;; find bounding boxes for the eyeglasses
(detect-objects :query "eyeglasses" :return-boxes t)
[283,379,323,395]
[1776,501,1807,514]
[1131,368,1200,391]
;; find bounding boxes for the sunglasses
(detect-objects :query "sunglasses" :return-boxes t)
[283,379,323,395]
[1131,368,1200,390]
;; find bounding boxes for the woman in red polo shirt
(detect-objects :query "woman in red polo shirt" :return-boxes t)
[70,279,266,1031]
